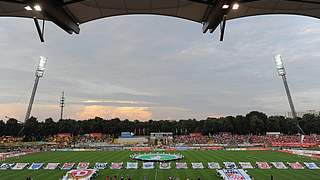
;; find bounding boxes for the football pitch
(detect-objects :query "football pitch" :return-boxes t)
[1,150,320,180]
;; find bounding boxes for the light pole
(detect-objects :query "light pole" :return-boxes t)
[274,55,305,135]
[60,91,65,120]
[24,56,47,122]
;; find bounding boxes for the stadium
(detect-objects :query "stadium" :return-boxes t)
[1,0,320,180]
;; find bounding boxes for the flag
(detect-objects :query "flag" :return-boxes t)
[159,162,171,169]
[94,163,107,170]
[256,162,270,169]
[239,162,253,169]
[223,162,237,169]
[143,162,154,169]
[208,162,220,169]
[126,162,138,169]
[191,163,204,169]
[44,163,59,170]
[28,163,44,170]
[271,162,287,169]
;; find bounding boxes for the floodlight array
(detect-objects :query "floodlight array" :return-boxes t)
[275,54,286,76]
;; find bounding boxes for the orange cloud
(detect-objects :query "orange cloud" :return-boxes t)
[0,103,25,120]
[71,105,152,121]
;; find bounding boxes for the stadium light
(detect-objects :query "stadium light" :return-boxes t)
[25,56,48,122]
[274,55,305,136]
[24,6,32,11]
[222,4,230,9]
[34,4,42,12]
[36,56,47,77]
[232,3,240,10]
[275,54,286,76]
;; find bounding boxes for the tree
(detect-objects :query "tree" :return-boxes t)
[0,120,5,136]
[23,116,40,141]
[5,118,22,136]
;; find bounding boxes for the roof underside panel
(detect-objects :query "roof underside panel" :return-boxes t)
[65,0,208,23]
[228,0,320,20]
[1,0,320,24]
[0,1,30,18]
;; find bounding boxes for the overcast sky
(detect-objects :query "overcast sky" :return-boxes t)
[0,14,320,121]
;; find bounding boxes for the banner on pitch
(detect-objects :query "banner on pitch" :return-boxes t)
[143,162,154,169]
[126,162,138,169]
[61,163,75,170]
[256,162,270,169]
[44,163,59,170]
[271,162,287,169]
[0,163,14,170]
[176,162,188,169]
[192,163,204,169]
[223,162,237,169]
[77,162,89,169]
[12,163,29,170]
[159,162,171,169]
[62,169,97,180]
[94,163,107,170]
[304,162,320,169]
[239,162,253,169]
[287,162,304,169]
[28,163,44,170]
[208,162,220,169]
[217,169,252,180]
[111,162,123,169]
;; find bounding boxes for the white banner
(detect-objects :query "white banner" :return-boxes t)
[111,162,123,169]
[208,162,220,169]
[159,162,171,169]
[271,162,287,169]
[12,163,29,170]
[126,162,138,169]
[192,163,204,169]
[77,162,89,170]
[256,162,271,169]
[94,163,107,170]
[44,163,59,170]
[61,163,75,170]
[304,162,320,169]
[239,162,253,169]
[287,162,304,169]
[223,162,237,169]
[176,162,188,169]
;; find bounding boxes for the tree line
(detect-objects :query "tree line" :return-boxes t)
[1,111,320,141]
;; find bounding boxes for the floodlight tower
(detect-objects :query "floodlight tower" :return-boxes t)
[24,56,48,121]
[274,55,305,135]
[60,91,65,120]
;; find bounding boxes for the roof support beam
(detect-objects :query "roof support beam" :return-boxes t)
[219,15,227,41]
[33,18,44,42]
[188,0,215,5]
[63,0,86,5]
[202,0,232,33]
[37,0,80,34]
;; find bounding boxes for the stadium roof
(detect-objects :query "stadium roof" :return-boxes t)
[1,0,320,41]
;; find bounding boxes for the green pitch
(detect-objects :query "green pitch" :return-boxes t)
[1,150,320,180]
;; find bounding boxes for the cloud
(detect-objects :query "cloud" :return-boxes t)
[71,105,152,121]
[81,99,149,104]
